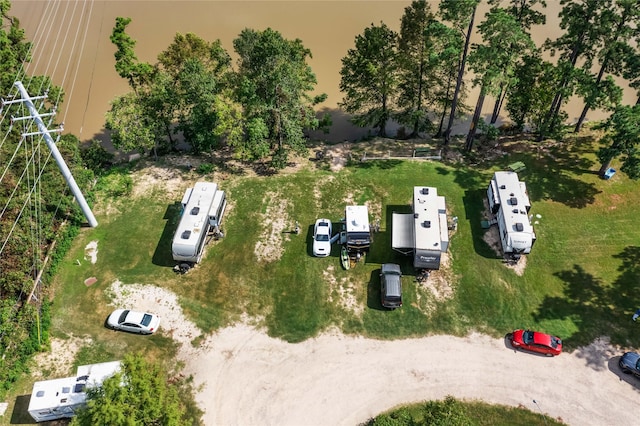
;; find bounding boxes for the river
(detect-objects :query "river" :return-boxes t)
[8,1,636,144]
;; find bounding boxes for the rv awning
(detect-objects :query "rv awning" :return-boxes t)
[392,213,414,250]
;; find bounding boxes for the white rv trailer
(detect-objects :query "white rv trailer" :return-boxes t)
[345,205,371,256]
[392,186,449,270]
[27,361,121,422]
[172,181,226,263]
[486,171,535,258]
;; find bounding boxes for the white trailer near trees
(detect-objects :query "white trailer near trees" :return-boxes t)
[27,361,121,422]
[486,171,536,260]
[172,181,226,265]
[392,186,449,273]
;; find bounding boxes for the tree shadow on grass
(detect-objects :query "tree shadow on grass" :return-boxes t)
[534,247,640,368]
[495,137,600,208]
[351,159,404,170]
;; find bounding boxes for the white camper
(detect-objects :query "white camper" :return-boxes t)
[345,205,371,256]
[28,361,121,422]
[486,171,536,259]
[172,182,226,264]
[392,187,449,270]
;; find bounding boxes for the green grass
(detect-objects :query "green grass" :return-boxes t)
[39,134,640,357]
[367,396,566,425]
[5,134,640,425]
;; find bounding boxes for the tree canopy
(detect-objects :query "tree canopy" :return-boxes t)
[71,353,202,426]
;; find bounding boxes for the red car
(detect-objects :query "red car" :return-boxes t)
[509,329,562,356]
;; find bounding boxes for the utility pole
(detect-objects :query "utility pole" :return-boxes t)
[7,81,98,227]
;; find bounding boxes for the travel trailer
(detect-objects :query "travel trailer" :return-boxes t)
[486,171,536,260]
[392,187,449,273]
[172,182,226,264]
[344,205,371,258]
[27,361,121,422]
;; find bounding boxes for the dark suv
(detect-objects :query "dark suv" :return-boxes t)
[380,263,402,309]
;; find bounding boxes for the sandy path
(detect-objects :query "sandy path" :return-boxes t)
[185,326,640,426]
[105,282,640,426]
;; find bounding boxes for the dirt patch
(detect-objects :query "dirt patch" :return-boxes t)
[107,280,211,359]
[130,163,190,200]
[420,253,455,302]
[32,335,93,379]
[84,240,98,264]
[253,191,293,263]
[323,265,363,317]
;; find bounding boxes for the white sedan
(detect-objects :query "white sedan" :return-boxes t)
[312,218,332,257]
[107,309,161,335]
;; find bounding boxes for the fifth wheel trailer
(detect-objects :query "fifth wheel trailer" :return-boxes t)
[172,181,227,264]
[486,171,536,260]
[392,186,449,271]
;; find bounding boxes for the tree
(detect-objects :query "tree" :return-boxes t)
[465,7,535,151]
[233,28,328,169]
[439,0,480,145]
[105,92,158,157]
[426,21,467,137]
[486,0,547,123]
[395,0,437,137]
[71,353,202,426]
[158,34,237,154]
[0,0,31,94]
[339,22,399,137]
[540,0,609,140]
[110,17,153,92]
[573,0,640,132]
[505,53,558,131]
[596,104,640,178]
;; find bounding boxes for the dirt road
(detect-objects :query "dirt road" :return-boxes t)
[103,278,639,426]
[183,325,640,426]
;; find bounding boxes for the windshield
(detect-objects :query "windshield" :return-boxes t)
[141,314,153,326]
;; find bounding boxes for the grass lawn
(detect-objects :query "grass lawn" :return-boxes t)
[43,132,640,361]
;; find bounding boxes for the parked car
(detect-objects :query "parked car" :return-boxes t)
[312,218,332,257]
[107,309,160,335]
[380,263,402,309]
[509,329,562,356]
[619,352,640,377]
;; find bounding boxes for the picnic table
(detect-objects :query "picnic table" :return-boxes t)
[508,161,526,173]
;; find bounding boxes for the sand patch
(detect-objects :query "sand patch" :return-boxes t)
[107,280,210,359]
[84,240,98,264]
[323,265,363,317]
[32,335,93,379]
[253,191,292,263]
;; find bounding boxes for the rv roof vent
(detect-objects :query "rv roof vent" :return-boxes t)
[181,230,192,239]
[60,398,68,403]
[36,390,45,397]
[421,187,429,195]
[500,185,506,189]
[510,197,518,205]
[515,223,524,232]
[512,209,519,214]
[414,213,419,219]
[422,220,431,228]
[62,387,70,394]
[191,207,200,215]
[74,383,85,393]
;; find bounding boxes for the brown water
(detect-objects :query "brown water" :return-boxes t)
[9,1,636,143]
